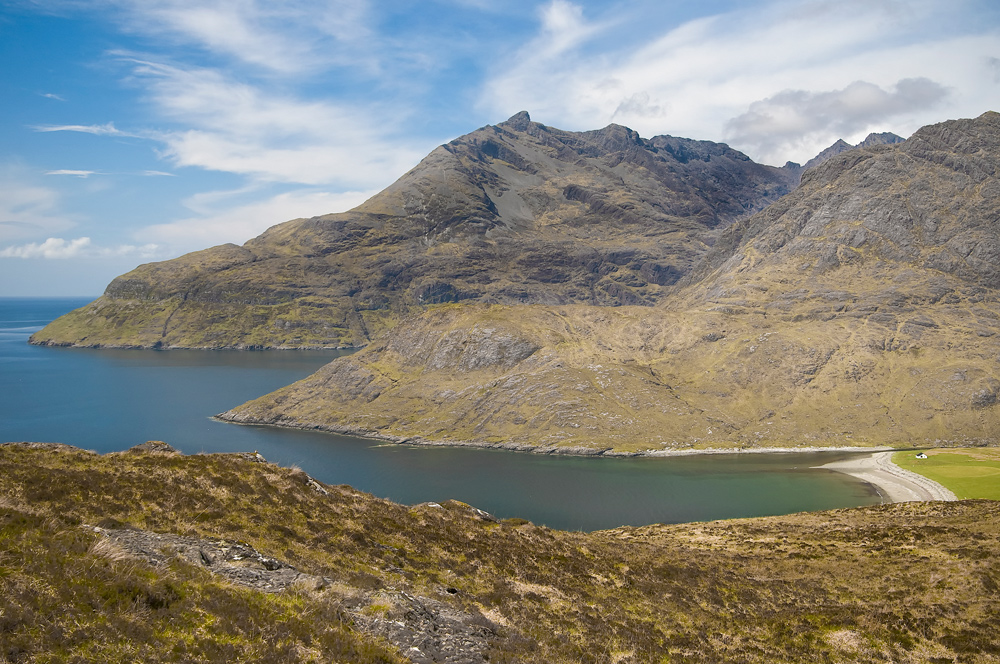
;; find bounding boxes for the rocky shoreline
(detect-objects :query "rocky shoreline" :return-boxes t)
[214,411,896,458]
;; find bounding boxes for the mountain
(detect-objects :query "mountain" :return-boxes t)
[802,131,906,171]
[30,111,799,349]
[221,112,1000,453]
[4,442,999,662]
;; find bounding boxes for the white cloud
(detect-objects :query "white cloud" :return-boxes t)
[43,168,174,177]
[0,237,162,260]
[0,165,77,242]
[725,78,949,160]
[122,59,429,187]
[536,0,601,57]
[40,92,66,101]
[135,187,378,252]
[86,0,374,75]
[33,122,130,136]
[481,0,1000,164]
[0,237,92,259]
[46,170,100,177]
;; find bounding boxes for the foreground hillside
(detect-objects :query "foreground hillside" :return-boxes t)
[223,113,1000,453]
[1,443,998,663]
[31,112,798,350]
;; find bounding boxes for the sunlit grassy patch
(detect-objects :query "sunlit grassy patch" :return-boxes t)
[894,448,1000,499]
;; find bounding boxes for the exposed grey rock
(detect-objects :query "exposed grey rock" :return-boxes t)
[353,591,497,664]
[87,524,502,663]
[803,132,906,172]
[689,112,1000,293]
[88,525,322,593]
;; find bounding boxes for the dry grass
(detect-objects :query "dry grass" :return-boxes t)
[2,442,999,662]
[225,300,1000,453]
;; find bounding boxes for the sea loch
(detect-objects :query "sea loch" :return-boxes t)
[1,297,881,531]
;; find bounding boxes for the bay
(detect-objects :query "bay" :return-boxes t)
[0,297,881,531]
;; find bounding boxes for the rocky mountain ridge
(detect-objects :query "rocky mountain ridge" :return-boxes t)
[220,112,1000,453]
[801,131,906,171]
[31,111,799,349]
[29,110,1000,454]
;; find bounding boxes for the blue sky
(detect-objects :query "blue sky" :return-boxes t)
[2,0,999,296]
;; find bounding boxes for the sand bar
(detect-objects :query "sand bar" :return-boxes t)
[818,451,957,503]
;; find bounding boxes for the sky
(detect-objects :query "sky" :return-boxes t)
[2,0,999,296]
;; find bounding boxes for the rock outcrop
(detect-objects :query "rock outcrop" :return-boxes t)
[802,131,905,171]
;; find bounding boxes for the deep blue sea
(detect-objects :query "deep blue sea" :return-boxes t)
[0,297,881,530]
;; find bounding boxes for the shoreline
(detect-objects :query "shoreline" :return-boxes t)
[214,416,959,503]
[817,451,957,503]
[5,440,958,506]
[214,414,897,458]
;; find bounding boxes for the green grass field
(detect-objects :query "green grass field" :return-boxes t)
[893,448,1000,500]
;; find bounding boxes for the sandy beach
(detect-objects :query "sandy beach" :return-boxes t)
[818,451,957,503]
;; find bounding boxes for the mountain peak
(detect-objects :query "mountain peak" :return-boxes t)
[31,112,798,350]
[857,131,905,148]
[803,134,901,172]
[502,110,532,131]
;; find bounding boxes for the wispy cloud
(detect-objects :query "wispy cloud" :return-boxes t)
[0,237,161,260]
[481,0,1000,164]
[0,164,77,242]
[536,0,603,57]
[46,169,100,178]
[124,59,429,187]
[62,0,375,75]
[44,168,175,177]
[135,187,377,251]
[32,122,131,136]
[40,92,66,101]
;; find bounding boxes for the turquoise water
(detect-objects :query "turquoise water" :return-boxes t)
[0,297,881,530]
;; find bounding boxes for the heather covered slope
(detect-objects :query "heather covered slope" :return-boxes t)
[31,112,798,349]
[2,443,999,663]
[222,113,1000,453]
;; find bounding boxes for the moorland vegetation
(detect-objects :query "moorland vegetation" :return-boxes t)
[2,443,999,663]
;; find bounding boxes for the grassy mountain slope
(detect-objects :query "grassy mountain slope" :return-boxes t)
[2,443,999,663]
[31,112,797,350]
[221,113,1000,453]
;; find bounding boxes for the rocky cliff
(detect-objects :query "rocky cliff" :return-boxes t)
[221,112,1000,452]
[31,112,798,349]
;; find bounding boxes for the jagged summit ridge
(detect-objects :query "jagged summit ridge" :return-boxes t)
[802,130,905,171]
[32,113,799,349]
[689,110,1000,300]
[500,110,532,131]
